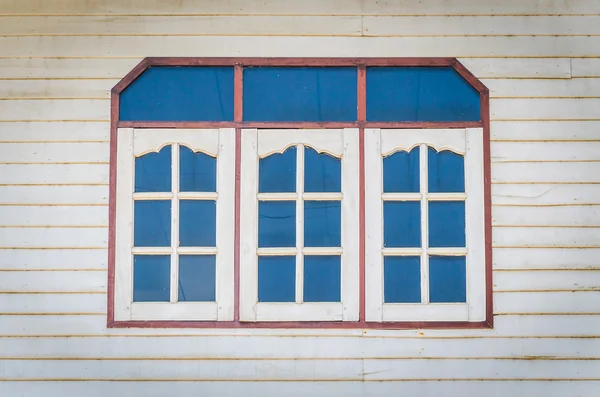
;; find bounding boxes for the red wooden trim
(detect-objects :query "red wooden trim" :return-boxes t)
[452,59,489,95]
[364,121,483,129]
[107,92,119,326]
[118,121,237,129]
[118,121,481,129]
[112,58,150,95]
[481,92,494,328]
[109,320,491,330]
[145,57,455,67]
[234,65,243,122]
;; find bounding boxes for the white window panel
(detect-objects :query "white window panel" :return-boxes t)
[365,128,485,323]
[114,128,235,322]
[240,128,360,322]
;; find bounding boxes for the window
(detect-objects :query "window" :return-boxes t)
[110,58,491,328]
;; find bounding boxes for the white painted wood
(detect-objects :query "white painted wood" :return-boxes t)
[130,247,171,255]
[256,303,344,321]
[131,302,219,321]
[0,122,109,142]
[131,192,173,200]
[0,164,108,184]
[133,128,220,157]
[303,247,343,255]
[495,291,600,314]
[492,162,600,183]
[485,78,600,99]
[169,143,180,303]
[380,128,466,155]
[295,144,305,304]
[494,270,600,291]
[492,184,600,206]
[257,129,344,157]
[257,193,298,201]
[4,36,600,58]
[427,193,467,201]
[178,192,218,200]
[239,128,259,322]
[572,58,600,77]
[427,248,468,256]
[0,249,107,270]
[0,227,107,248]
[0,78,113,99]
[255,247,297,256]
[382,248,423,256]
[381,193,422,201]
[492,142,600,162]
[493,206,600,227]
[493,227,600,248]
[303,192,343,200]
[460,58,571,79]
[0,206,107,226]
[0,292,105,314]
[419,144,430,304]
[382,303,469,321]
[491,121,600,141]
[0,186,108,205]
[493,247,600,270]
[0,271,106,293]
[0,99,108,121]
[491,98,600,120]
[0,59,140,79]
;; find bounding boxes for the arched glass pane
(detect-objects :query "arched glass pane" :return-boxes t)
[259,146,296,193]
[134,200,171,247]
[383,202,421,248]
[133,255,170,302]
[304,147,341,193]
[429,201,466,247]
[383,148,420,193]
[180,147,216,192]
[178,255,216,302]
[258,256,295,302]
[429,256,467,303]
[384,256,421,303]
[135,145,171,193]
[179,200,216,247]
[303,256,341,302]
[258,201,296,247]
[428,148,465,193]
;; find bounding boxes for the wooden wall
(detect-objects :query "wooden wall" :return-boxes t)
[0,1,599,395]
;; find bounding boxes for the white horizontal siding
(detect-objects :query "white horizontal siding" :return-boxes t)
[494,248,600,270]
[0,122,110,142]
[0,206,107,226]
[0,186,108,205]
[493,206,600,227]
[0,249,107,270]
[490,121,600,141]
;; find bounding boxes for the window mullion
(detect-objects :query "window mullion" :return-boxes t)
[419,144,430,304]
[295,144,305,304]
[170,143,180,303]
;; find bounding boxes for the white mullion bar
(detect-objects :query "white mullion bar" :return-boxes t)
[170,143,180,303]
[419,144,429,304]
[257,247,298,256]
[302,192,343,201]
[428,247,468,256]
[133,192,174,200]
[132,247,172,255]
[381,193,422,201]
[382,247,423,256]
[177,247,218,255]
[427,193,467,201]
[302,247,343,256]
[257,192,298,201]
[177,192,218,200]
[295,144,305,304]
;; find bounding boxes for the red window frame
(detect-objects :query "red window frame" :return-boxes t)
[108,57,492,329]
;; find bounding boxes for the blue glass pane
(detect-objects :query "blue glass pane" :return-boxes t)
[258,201,296,247]
[429,256,466,303]
[179,200,216,247]
[178,255,215,302]
[383,148,420,193]
[133,255,170,302]
[384,256,421,303]
[366,67,480,122]
[258,256,295,302]
[120,66,234,121]
[134,200,171,247]
[180,146,216,192]
[135,145,171,193]
[244,67,357,121]
[304,147,341,193]
[384,202,421,248]
[428,148,465,193]
[429,201,466,247]
[303,256,340,302]
[304,201,341,247]
[259,147,296,193]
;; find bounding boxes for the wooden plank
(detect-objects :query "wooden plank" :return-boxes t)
[491,142,600,162]
[492,184,600,206]
[2,0,599,16]
[0,293,105,313]
[1,336,600,359]
[2,381,599,397]
[491,98,600,120]
[493,248,600,270]
[460,58,571,79]
[0,99,108,121]
[0,122,109,142]
[491,163,600,183]
[0,79,113,99]
[494,291,600,314]
[571,58,600,77]
[1,36,599,57]
[363,16,600,36]
[0,58,140,79]
[0,227,107,248]
[485,78,600,98]
[0,248,107,270]
[494,270,600,291]
[0,271,106,292]
[0,164,108,184]
[493,205,600,227]
[490,121,600,141]
[0,142,108,163]
[0,206,107,226]
[493,227,600,248]
[0,15,362,36]
[0,186,108,205]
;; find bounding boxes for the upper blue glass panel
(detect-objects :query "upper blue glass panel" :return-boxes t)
[135,145,171,193]
[366,67,480,122]
[259,147,296,193]
[383,148,420,193]
[243,67,357,121]
[304,148,341,193]
[120,66,234,121]
[180,146,216,192]
[428,148,465,193]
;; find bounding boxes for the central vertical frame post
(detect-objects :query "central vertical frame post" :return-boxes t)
[233,64,243,321]
[357,64,366,322]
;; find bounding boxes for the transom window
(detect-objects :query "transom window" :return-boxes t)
[110,58,491,329]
